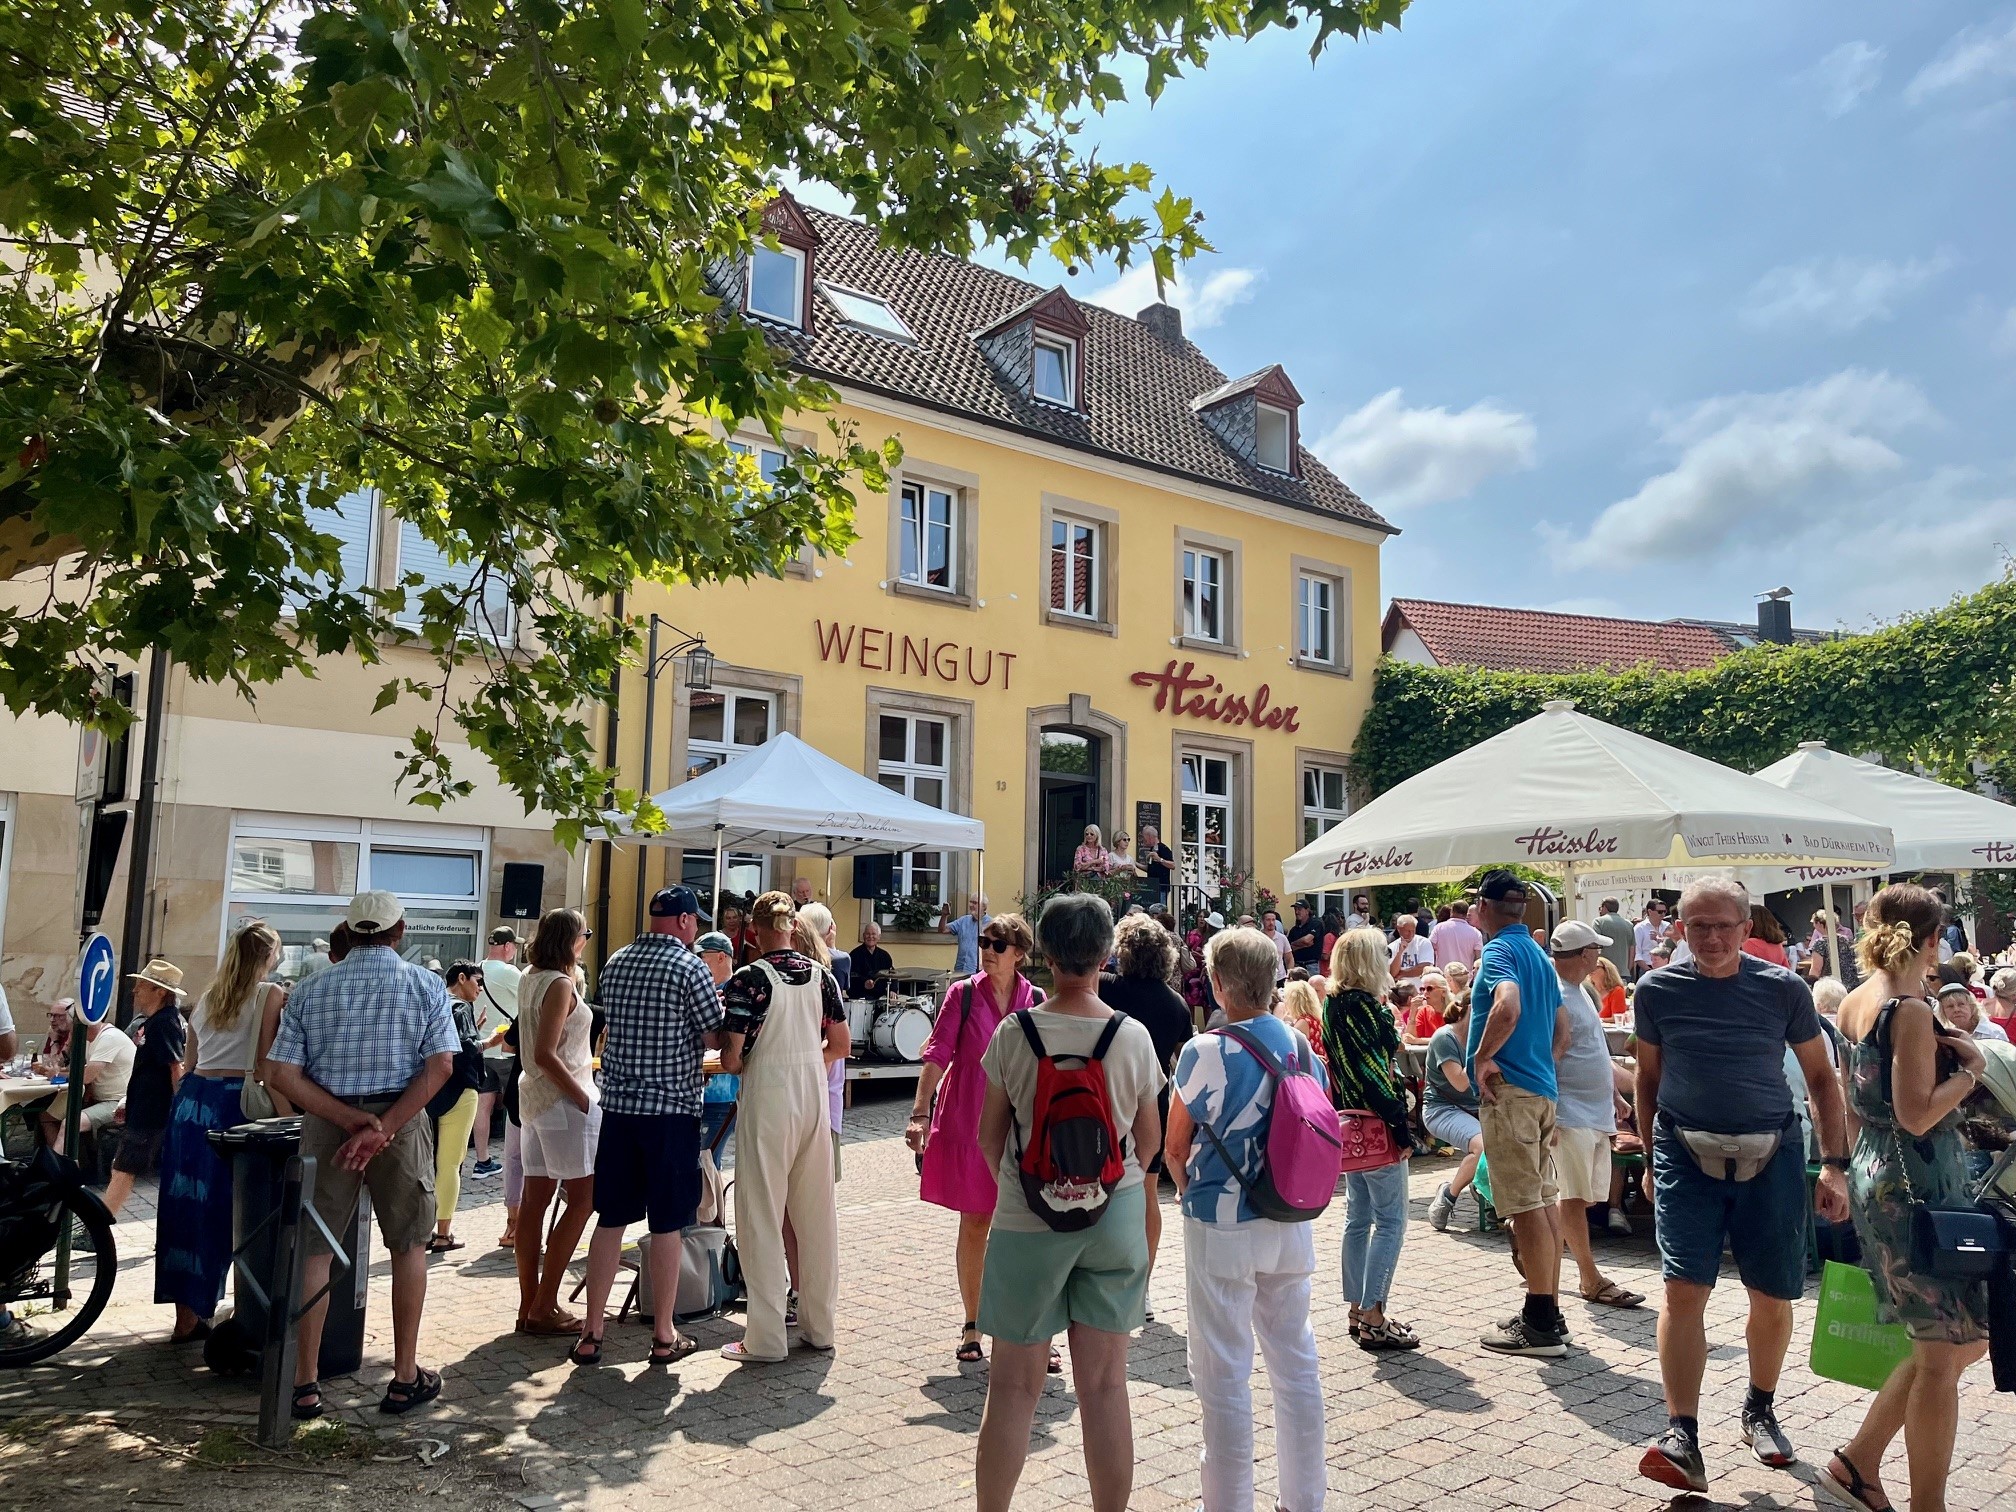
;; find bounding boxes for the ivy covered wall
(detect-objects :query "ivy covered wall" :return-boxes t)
[1352,575,2016,801]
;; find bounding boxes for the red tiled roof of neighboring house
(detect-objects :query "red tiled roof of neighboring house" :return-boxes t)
[1381,599,1742,674]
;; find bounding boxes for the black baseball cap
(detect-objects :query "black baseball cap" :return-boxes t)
[649,885,711,922]
[488,925,518,946]
[1478,869,1529,903]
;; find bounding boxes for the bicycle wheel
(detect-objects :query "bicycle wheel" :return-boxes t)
[0,1185,117,1367]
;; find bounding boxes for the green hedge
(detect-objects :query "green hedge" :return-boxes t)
[1352,574,2016,799]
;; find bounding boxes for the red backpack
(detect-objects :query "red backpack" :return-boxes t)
[1010,1010,1129,1232]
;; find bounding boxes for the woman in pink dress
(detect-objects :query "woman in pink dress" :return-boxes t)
[905,912,1042,1365]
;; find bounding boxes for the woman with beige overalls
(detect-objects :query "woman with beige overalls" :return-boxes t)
[717,892,848,1362]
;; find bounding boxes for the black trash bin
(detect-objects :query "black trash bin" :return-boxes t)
[204,1118,371,1379]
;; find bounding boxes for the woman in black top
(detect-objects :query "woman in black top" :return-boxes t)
[1098,913,1194,1316]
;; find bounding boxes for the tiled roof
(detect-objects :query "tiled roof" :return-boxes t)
[734,206,1393,533]
[1382,599,1742,674]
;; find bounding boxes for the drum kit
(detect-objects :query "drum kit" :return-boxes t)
[846,991,938,1063]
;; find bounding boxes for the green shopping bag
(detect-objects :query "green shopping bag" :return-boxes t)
[1809,1260,1912,1391]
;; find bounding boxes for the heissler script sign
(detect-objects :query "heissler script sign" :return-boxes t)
[1130,661,1301,734]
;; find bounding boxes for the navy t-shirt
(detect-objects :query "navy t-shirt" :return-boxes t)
[125,1004,186,1131]
[1633,956,1823,1134]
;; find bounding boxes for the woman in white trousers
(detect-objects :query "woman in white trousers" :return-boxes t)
[719,892,847,1362]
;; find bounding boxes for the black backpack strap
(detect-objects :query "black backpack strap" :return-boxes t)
[1091,1011,1127,1061]
[1013,1008,1047,1061]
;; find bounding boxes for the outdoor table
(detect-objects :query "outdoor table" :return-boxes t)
[1603,1026,1634,1056]
[0,1076,57,1112]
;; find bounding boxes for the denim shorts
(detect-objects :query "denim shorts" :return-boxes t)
[1651,1118,1807,1300]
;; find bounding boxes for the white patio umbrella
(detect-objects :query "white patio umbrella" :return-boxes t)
[1282,700,1893,897]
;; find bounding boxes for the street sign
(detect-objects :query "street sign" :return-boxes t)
[77,932,117,1025]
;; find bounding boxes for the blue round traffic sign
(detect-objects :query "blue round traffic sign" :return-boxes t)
[78,932,117,1025]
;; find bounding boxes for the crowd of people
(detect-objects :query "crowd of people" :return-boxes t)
[6,868,2012,1512]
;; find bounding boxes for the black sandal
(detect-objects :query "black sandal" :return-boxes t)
[649,1334,699,1365]
[955,1324,984,1364]
[378,1366,442,1415]
[1822,1449,1895,1512]
[568,1335,603,1368]
[291,1381,324,1421]
[1046,1344,1062,1375]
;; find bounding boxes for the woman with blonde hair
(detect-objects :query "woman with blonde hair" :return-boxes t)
[720,891,849,1362]
[1592,955,1629,1020]
[1073,824,1107,878]
[1826,884,1991,1512]
[156,919,283,1340]
[1321,927,1416,1349]
[1277,978,1327,1058]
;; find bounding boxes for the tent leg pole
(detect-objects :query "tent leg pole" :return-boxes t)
[976,850,985,911]
[712,826,724,915]
[824,843,833,903]
[1824,883,1842,981]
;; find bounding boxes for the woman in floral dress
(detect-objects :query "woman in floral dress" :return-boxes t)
[1827,884,1990,1512]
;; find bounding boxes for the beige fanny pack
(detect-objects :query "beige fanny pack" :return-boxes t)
[1669,1121,1788,1183]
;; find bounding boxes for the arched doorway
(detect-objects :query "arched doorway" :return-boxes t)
[1024,698,1128,893]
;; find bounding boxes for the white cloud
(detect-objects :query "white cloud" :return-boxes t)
[1551,369,1933,569]
[1809,41,1884,117]
[1742,254,1951,332]
[1311,389,1537,510]
[1083,261,1259,332]
[1905,17,2016,104]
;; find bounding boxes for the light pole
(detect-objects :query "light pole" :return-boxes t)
[634,615,714,937]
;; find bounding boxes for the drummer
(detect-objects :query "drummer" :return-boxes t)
[849,922,895,1001]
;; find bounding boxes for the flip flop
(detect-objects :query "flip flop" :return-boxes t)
[1581,1280,1645,1308]
[378,1366,442,1416]
[1820,1450,1896,1512]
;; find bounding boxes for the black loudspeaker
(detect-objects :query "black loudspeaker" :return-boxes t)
[850,854,894,900]
[500,862,544,919]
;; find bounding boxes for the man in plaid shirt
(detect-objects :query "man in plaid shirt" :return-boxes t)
[573,886,724,1363]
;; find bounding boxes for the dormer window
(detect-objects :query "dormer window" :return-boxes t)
[748,243,806,327]
[1255,403,1293,473]
[1033,335,1076,407]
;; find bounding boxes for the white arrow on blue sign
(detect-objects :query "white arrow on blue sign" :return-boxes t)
[78,932,117,1025]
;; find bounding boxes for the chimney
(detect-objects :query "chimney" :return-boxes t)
[1757,588,1793,645]
[1137,302,1183,344]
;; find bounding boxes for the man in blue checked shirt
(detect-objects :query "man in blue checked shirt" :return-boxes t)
[266,890,458,1420]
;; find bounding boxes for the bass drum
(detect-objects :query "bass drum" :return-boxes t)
[844,998,876,1057]
[870,1003,934,1063]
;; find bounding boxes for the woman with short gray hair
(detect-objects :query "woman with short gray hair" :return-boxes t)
[974,893,1165,1512]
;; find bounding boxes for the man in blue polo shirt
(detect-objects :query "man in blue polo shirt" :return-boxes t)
[1465,869,1569,1357]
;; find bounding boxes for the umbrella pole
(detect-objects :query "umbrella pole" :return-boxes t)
[824,841,833,903]
[1824,883,1843,980]
[976,849,985,911]
[712,824,725,916]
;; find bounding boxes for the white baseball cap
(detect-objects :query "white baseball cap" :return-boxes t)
[1205,911,1227,930]
[346,890,405,934]
[1549,919,1605,954]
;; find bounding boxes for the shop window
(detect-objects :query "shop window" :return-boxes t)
[898,482,959,593]
[1048,517,1101,620]
[878,712,949,904]
[226,816,486,982]
[1182,548,1224,643]
[1180,751,1234,897]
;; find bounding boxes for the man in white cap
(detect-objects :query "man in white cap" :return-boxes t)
[266,890,459,1419]
[1548,922,1642,1312]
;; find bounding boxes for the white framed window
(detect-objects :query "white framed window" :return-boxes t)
[821,283,912,341]
[291,483,379,600]
[1298,573,1335,665]
[394,520,515,644]
[1180,752,1233,897]
[1033,335,1076,406]
[747,243,806,326]
[1182,547,1225,643]
[686,687,775,780]
[1255,403,1293,472]
[1048,517,1101,620]
[878,713,949,903]
[899,481,958,592]
[225,814,488,982]
[1302,763,1348,848]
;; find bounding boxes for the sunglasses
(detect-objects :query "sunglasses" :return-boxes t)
[980,936,1014,953]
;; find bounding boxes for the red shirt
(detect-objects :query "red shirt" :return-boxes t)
[1409,1004,1446,1039]
[1741,938,1788,967]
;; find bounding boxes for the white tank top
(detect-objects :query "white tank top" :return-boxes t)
[192,986,264,1075]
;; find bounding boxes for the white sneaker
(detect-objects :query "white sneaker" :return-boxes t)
[1607,1209,1632,1237]
[1427,1183,1457,1232]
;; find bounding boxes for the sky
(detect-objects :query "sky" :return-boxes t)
[945,1,2016,633]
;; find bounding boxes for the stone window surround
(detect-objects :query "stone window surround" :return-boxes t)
[727,421,821,579]
[1169,729,1255,899]
[663,661,805,895]
[1172,524,1244,658]
[861,685,976,939]
[1289,553,1353,677]
[1023,695,1129,893]
[1039,491,1120,636]
[884,456,982,609]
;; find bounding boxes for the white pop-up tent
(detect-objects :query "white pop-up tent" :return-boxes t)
[615,731,987,902]
[1282,700,1893,896]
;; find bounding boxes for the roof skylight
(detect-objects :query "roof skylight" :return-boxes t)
[821,283,914,342]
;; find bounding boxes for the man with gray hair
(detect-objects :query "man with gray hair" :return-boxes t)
[1634,876,1850,1494]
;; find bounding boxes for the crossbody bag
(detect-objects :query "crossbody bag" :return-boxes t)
[1873,999,2005,1281]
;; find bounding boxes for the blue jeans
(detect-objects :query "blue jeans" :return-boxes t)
[1651,1118,1807,1301]
[1341,1159,1410,1308]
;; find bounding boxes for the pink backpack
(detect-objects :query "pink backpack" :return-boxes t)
[1197,1022,1344,1222]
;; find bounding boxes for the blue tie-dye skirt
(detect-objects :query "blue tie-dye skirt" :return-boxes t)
[153,1073,245,1316]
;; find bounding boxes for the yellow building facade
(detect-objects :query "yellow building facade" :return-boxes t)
[600,198,1394,966]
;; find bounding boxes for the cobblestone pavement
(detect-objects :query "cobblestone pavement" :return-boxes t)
[4,1093,2011,1510]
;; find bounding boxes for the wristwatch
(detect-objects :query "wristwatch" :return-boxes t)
[1820,1156,1849,1172]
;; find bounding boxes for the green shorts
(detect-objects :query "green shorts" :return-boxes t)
[976,1183,1149,1344]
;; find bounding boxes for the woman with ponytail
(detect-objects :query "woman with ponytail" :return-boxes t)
[1824,884,1990,1512]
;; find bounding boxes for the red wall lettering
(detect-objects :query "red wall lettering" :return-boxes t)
[1129,661,1301,735]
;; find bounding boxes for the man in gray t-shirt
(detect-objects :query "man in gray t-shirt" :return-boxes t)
[1632,879,1850,1496]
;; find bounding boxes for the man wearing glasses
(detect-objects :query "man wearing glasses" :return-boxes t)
[1632,877,1849,1494]
[1632,899,1668,979]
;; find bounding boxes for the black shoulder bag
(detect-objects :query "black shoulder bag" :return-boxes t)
[1875,999,2004,1280]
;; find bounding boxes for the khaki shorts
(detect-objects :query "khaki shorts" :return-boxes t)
[1479,1084,1558,1218]
[1555,1124,1614,1206]
[45,1091,119,1131]
[302,1102,436,1256]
